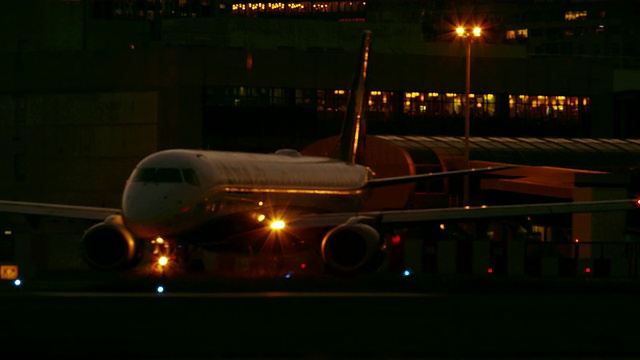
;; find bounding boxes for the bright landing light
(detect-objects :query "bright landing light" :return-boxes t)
[270,220,286,230]
[158,256,169,266]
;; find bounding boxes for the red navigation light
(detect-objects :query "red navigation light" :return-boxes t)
[636,198,640,207]
[391,235,401,245]
[585,267,591,273]
[300,263,307,269]
[487,268,493,274]
[574,238,580,243]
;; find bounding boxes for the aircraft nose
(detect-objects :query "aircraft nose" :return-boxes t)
[122,185,187,238]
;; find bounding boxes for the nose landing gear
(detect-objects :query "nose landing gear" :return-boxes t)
[151,237,175,275]
[151,237,205,275]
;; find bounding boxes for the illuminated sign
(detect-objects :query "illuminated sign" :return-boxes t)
[0,265,18,280]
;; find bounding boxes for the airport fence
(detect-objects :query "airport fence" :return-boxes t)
[388,238,640,278]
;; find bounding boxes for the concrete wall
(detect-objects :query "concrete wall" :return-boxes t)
[0,1,84,53]
[0,91,158,207]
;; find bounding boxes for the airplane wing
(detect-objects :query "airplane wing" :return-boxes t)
[288,199,640,229]
[366,165,516,188]
[0,200,119,221]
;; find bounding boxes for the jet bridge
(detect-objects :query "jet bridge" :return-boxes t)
[303,135,640,207]
[303,135,640,251]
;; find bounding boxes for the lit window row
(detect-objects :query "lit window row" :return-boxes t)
[507,25,615,41]
[399,92,496,117]
[94,0,366,20]
[205,87,589,122]
[508,95,589,121]
[231,1,366,16]
[506,29,528,40]
[565,11,587,21]
[100,0,214,20]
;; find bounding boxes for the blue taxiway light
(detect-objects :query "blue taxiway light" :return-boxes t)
[156,285,165,294]
[402,269,412,277]
[13,279,22,287]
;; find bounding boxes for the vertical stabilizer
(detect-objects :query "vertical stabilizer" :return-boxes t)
[335,30,372,164]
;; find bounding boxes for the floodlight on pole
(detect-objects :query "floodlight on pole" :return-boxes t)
[456,25,481,206]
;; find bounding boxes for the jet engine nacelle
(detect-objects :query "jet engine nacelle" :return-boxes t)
[81,215,143,270]
[321,219,384,274]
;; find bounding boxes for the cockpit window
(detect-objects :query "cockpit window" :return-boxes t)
[156,168,182,183]
[133,168,182,183]
[133,167,200,186]
[182,168,200,186]
[134,168,157,183]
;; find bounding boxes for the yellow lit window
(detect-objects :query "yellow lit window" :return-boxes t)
[269,2,285,11]
[565,11,587,21]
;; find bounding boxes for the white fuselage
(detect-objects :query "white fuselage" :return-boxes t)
[121,149,372,239]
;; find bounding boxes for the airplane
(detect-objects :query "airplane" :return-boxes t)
[1,30,639,276]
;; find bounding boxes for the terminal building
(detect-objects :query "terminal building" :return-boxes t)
[0,0,639,279]
[0,0,639,207]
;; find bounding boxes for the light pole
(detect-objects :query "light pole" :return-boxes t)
[456,26,481,206]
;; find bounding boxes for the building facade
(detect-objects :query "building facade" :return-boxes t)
[0,0,639,207]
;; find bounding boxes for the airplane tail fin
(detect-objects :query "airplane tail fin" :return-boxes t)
[334,30,372,165]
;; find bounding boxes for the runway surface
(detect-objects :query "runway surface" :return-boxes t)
[2,275,640,359]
